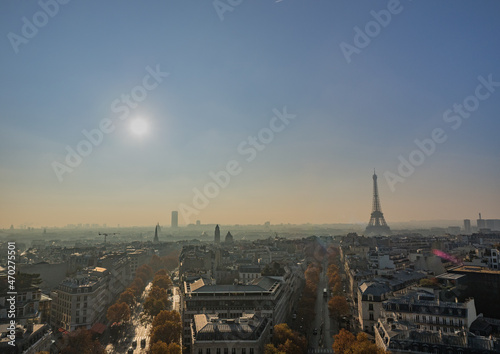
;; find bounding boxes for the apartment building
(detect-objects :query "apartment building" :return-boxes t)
[190,313,270,354]
[50,267,110,331]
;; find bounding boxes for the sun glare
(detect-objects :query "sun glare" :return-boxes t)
[129,118,149,136]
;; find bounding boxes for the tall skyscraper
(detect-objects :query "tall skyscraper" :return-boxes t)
[171,211,178,228]
[464,219,471,234]
[365,170,391,236]
[214,224,220,244]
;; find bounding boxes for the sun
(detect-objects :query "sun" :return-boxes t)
[129,118,149,136]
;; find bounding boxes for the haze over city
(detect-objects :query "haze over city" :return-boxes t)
[1,1,499,228]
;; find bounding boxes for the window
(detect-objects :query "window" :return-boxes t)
[369,304,373,311]
[232,349,236,354]
[207,349,211,354]
[198,350,203,354]
[369,313,374,321]
[224,349,228,354]
[242,349,246,354]
[250,349,254,354]
[217,349,221,354]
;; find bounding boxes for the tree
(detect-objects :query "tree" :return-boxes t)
[149,254,164,272]
[155,269,168,276]
[151,341,182,354]
[264,344,285,354]
[333,329,355,354]
[144,286,170,318]
[149,311,182,346]
[333,330,387,354]
[328,296,350,320]
[278,339,304,354]
[131,277,145,292]
[137,264,154,279]
[271,323,307,353]
[106,302,131,323]
[118,289,136,306]
[153,274,173,289]
[60,328,106,354]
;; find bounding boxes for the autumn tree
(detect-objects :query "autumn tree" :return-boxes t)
[149,254,164,272]
[333,330,386,354]
[152,274,173,290]
[328,296,350,320]
[149,310,182,346]
[106,302,131,324]
[272,323,307,354]
[151,341,182,354]
[333,329,355,354]
[264,344,285,354]
[60,328,106,354]
[118,289,136,306]
[144,287,171,319]
[155,269,168,276]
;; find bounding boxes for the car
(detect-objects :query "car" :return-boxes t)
[313,328,318,335]
[141,338,146,348]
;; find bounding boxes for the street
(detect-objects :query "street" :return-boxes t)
[308,258,337,354]
[105,282,153,354]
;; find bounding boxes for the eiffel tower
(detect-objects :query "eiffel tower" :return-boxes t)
[365,170,391,236]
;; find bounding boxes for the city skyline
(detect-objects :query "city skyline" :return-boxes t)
[1,1,499,228]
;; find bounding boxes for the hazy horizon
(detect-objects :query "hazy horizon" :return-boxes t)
[1,1,499,229]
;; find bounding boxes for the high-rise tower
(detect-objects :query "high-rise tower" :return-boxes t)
[214,224,220,244]
[171,211,178,228]
[365,170,391,236]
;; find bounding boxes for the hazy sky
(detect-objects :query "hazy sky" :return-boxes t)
[1,0,499,228]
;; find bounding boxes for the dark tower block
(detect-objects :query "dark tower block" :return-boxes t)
[214,224,220,244]
[365,170,391,236]
[153,223,160,243]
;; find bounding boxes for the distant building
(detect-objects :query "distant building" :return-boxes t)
[463,219,471,234]
[489,248,499,270]
[225,231,234,244]
[190,313,270,354]
[214,225,220,244]
[153,223,160,243]
[238,265,262,283]
[171,211,178,228]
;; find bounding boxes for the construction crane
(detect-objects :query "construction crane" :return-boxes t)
[98,232,118,244]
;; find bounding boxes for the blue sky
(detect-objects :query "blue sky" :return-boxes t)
[1,0,499,227]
